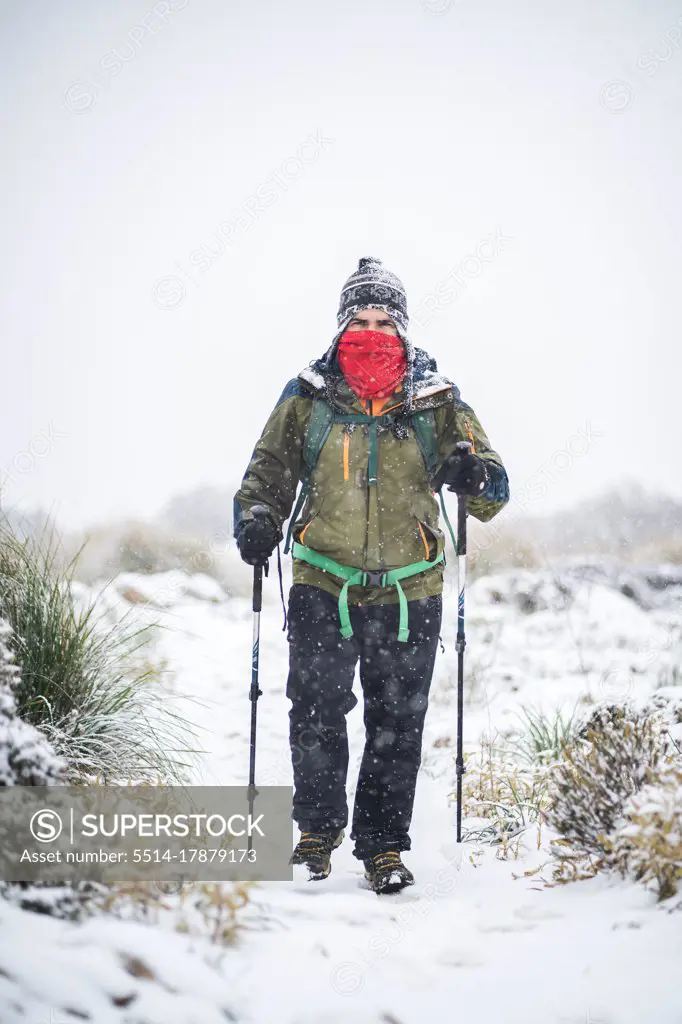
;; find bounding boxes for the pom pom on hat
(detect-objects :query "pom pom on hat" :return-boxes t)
[337,256,408,331]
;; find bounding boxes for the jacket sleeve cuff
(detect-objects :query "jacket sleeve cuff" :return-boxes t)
[481,460,510,503]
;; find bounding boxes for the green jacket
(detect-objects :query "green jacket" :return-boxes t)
[234,344,509,605]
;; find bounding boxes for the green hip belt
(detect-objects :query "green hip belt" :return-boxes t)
[291,541,445,643]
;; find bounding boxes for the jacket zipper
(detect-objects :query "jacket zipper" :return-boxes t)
[363,398,371,568]
[374,398,383,568]
[342,431,350,481]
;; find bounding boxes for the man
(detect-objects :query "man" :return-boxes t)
[234,257,509,894]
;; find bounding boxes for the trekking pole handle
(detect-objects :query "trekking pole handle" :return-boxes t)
[249,504,271,612]
[429,439,473,493]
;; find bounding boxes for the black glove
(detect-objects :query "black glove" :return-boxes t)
[236,508,281,566]
[432,452,489,497]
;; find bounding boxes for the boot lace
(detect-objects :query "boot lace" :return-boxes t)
[369,850,403,869]
[296,831,336,855]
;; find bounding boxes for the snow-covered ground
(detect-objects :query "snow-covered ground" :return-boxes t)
[1,559,681,1024]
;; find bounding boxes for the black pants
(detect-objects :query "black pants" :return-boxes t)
[286,583,442,860]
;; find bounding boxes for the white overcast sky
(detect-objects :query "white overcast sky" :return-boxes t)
[1,0,681,529]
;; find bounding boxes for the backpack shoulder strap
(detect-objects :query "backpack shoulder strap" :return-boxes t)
[410,407,458,553]
[410,408,439,476]
[284,398,335,554]
[303,398,335,478]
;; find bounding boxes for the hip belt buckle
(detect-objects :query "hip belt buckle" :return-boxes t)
[362,570,387,587]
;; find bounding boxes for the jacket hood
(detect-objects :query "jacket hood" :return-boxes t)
[298,309,456,411]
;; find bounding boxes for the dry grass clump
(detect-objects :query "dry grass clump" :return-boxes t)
[93,880,257,945]
[456,738,551,858]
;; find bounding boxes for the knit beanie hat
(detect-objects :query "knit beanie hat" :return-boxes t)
[336,257,408,332]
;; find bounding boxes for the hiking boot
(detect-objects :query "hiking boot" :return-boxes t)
[363,850,415,894]
[289,829,345,880]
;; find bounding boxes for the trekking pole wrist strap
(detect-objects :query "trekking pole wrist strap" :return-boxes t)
[291,541,444,643]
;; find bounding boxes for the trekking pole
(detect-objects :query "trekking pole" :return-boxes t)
[454,440,471,844]
[430,441,472,843]
[246,505,269,853]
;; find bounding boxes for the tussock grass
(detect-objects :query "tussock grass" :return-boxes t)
[0,525,201,784]
[508,704,581,766]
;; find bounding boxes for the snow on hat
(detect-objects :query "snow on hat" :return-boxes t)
[336,256,409,332]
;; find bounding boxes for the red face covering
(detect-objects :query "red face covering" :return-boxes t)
[337,330,407,399]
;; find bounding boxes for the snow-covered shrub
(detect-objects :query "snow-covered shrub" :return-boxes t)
[648,693,682,741]
[606,765,682,901]
[470,568,576,615]
[0,619,93,920]
[0,618,65,786]
[0,878,104,921]
[546,703,672,862]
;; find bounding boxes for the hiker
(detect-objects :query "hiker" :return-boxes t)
[233,257,509,894]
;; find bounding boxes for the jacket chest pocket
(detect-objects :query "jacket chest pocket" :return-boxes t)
[314,424,369,488]
[415,517,443,561]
